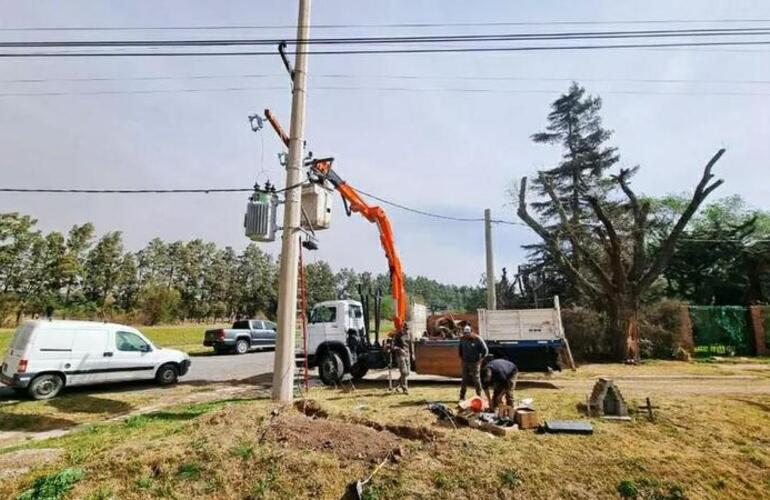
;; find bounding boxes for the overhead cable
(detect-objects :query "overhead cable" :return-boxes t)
[2,18,770,31]
[5,39,770,57]
[3,27,770,48]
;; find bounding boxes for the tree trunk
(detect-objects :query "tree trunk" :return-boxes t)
[607,298,641,361]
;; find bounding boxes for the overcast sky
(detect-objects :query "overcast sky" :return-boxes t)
[1,1,768,285]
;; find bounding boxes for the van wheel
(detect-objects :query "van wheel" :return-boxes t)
[28,374,64,400]
[235,339,249,355]
[319,351,344,385]
[155,364,179,385]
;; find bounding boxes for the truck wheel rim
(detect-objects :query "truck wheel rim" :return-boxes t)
[322,359,337,379]
[237,342,247,353]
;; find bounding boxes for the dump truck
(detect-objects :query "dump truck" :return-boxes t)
[297,298,570,385]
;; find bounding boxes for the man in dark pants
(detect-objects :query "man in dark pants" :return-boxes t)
[458,324,488,401]
[390,327,410,394]
[482,358,518,410]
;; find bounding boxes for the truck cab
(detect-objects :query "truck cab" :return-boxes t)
[301,299,370,384]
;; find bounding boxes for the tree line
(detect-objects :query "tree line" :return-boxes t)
[0,213,485,327]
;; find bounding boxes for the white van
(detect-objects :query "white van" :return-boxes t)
[1,320,191,400]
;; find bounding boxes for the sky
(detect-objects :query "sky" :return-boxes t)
[1,1,769,285]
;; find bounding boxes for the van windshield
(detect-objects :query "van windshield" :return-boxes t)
[11,324,34,350]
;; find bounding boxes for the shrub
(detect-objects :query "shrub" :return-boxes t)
[17,467,86,500]
[639,300,685,359]
[561,306,611,361]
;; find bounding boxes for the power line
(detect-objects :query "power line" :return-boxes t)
[0,182,305,194]
[353,187,523,225]
[2,185,765,234]
[0,183,524,225]
[2,27,770,50]
[4,27,770,47]
[4,84,770,98]
[5,72,770,86]
[2,18,770,32]
[5,39,770,57]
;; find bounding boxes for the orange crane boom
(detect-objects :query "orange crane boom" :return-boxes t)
[264,109,408,332]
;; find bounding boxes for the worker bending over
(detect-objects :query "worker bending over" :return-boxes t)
[458,324,488,401]
[390,327,410,394]
[482,358,518,410]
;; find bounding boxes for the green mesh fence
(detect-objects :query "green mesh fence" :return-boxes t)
[689,306,751,355]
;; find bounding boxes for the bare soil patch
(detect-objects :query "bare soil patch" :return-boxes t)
[266,412,401,462]
[0,448,63,479]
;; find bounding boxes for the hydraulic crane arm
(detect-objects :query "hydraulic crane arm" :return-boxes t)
[264,109,407,332]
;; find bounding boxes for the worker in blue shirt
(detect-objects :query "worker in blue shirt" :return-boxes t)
[482,358,518,410]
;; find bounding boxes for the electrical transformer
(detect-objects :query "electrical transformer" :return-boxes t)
[301,182,333,230]
[244,189,279,242]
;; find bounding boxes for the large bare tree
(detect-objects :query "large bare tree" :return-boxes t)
[517,149,725,360]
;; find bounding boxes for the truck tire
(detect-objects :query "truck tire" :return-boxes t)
[319,351,344,385]
[350,362,369,381]
[155,364,179,385]
[235,339,249,355]
[28,373,64,400]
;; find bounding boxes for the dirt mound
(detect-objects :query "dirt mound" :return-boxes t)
[267,413,400,462]
[294,398,328,418]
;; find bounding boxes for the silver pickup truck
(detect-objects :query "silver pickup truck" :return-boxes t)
[203,319,277,355]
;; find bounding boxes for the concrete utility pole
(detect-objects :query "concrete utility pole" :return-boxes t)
[484,209,497,310]
[272,0,312,402]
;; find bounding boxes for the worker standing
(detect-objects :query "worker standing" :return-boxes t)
[390,327,410,394]
[482,358,518,410]
[458,324,488,401]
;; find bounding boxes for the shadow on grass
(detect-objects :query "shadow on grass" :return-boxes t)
[0,411,77,432]
[49,395,134,415]
[733,398,770,413]
[138,397,261,422]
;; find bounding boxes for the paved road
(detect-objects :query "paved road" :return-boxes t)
[185,350,275,382]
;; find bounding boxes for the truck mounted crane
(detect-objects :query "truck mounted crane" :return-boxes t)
[264,109,407,333]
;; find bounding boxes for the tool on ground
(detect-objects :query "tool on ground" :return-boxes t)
[346,451,392,500]
[540,420,594,435]
[427,402,457,429]
[638,397,658,422]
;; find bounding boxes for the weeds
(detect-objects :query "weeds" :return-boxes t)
[499,468,523,488]
[250,468,277,499]
[231,441,255,460]
[86,486,113,500]
[124,415,149,429]
[617,477,686,499]
[177,462,202,481]
[135,476,153,489]
[17,467,86,500]
[433,471,453,489]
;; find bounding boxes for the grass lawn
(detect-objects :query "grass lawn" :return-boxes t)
[0,324,224,355]
[1,362,769,499]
